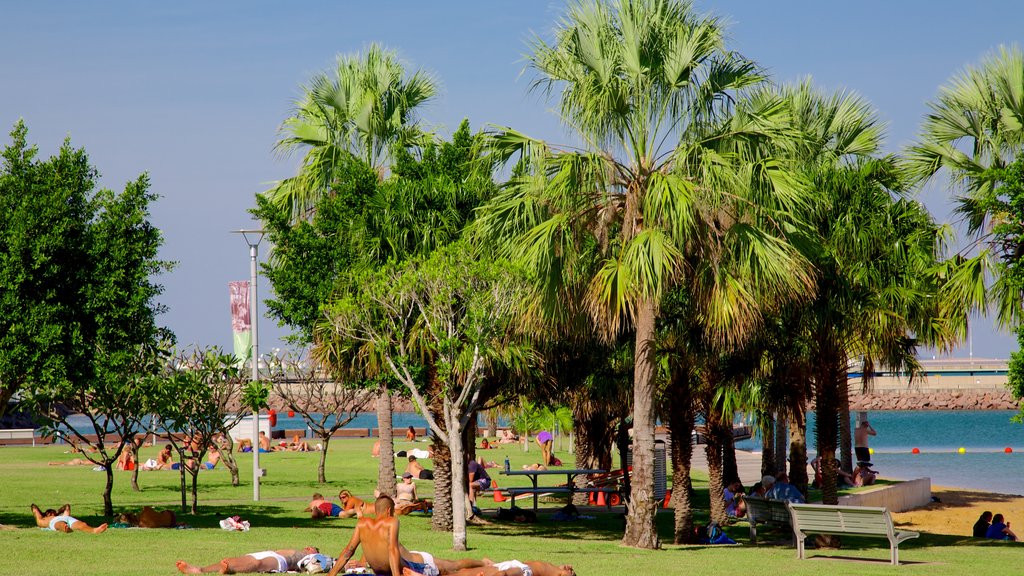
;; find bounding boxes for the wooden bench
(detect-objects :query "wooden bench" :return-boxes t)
[745,497,791,544]
[787,503,919,565]
[0,428,36,446]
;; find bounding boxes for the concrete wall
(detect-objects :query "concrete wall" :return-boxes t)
[837,477,931,513]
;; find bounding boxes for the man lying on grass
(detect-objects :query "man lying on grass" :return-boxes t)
[448,560,575,576]
[325,495,484,576]
[176,546,320,574]
[31,503,107,534]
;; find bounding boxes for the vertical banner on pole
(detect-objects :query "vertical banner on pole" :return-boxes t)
[229,281,251,367]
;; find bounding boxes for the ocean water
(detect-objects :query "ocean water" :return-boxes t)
[736,410,1024,495]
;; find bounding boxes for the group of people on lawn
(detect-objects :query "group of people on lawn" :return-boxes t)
[36,428,575,575]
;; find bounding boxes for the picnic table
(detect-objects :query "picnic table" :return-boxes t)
[499,468,607,512]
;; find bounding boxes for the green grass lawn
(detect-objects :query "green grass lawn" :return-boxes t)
[1,440,1019,576]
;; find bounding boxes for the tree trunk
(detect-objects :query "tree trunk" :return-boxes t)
[774,410,789,476]
[814,351,843,548]
[486,411,498,439]
[570,396,616,505]
[760,416,775,478]
[788,405,809,497]
[721,416,738,486]
[103,465,115,517]
[704,415,727,526]
[622,298,659,549]
[430,432,453,532]
[667,378,696,544]
[838,377,853,474]
[318,436,331,484]
[130,443,141,492]
[190,471,199,514]
[429,381,453,533]
[376,389,396,496]
[179,460,187,512]
[222,449,240,487]
[616,419,631,498]
[464,415,477,465]
[445,402,468,551]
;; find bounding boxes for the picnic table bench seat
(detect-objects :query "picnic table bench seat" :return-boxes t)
[787,503,919,566]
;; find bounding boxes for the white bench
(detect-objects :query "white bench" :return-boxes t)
[0,428,36,445]
[745,497,791,544]
[787,503,919,565]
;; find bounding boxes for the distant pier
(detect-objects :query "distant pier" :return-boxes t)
[849,358,1018,410]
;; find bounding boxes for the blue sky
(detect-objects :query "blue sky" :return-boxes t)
[2,1,1021,358]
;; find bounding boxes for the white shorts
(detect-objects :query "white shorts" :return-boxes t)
[248,551,288,573]
[493,560,532,576]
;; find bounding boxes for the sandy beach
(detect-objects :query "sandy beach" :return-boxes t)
[692,448,1024,537]
[893,485,1024,536]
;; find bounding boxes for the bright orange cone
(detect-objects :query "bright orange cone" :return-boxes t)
[493,490,507,502]
[596,491,607,506]
[663,489,672,509]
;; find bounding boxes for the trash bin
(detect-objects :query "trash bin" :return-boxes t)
[626,440,667,501]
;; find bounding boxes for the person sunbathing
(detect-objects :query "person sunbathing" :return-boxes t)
[449,560,576,576]
[48,458,94,466]
[176,546,319,574]
[31,504,107,533]
[288,434,310,452]
[324,495,483,576]
[117,506,177,528]
[338,490,371,518]
[405,455,434,480]
[307,493,344,519]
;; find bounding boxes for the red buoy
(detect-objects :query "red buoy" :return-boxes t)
[911,447,920,454]
[1006,447,1013,454]
[288,410,295,418]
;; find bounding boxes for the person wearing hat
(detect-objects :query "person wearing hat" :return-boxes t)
[852,462,877,487]
[395,473,430,515]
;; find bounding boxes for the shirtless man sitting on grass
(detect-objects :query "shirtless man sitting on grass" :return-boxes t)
[31,504,108,533]
[176,546,319,574]
[325,495,483,576]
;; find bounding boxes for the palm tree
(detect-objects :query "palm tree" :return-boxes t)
[478,1,813,547]
[906,45,1024,326]
[267,43,438,221]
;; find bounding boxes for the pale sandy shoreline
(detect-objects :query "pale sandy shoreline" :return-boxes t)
[893,484,1024,536]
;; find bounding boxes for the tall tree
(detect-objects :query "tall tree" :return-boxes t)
[3,123,173,515]
[269,351,374,483]
[907,45,1024,327]
[266,44,438,221]
[0,122,92,417]
[329,244,525,551]
[477,0,812,548]
[157,348,254,514]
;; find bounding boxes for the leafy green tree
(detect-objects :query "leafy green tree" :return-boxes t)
[985,160,1024,415]
[2,122,173,516]
[906,45,1024,326]
[476,0,812,548]
[0,121,92,417]
[266,44,438,221]
[156,348,253,513]
[268,351,374,483]
[329,243,526,551]
[260,121,495,503]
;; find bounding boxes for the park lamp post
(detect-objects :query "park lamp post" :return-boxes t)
[233,228,265,502]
